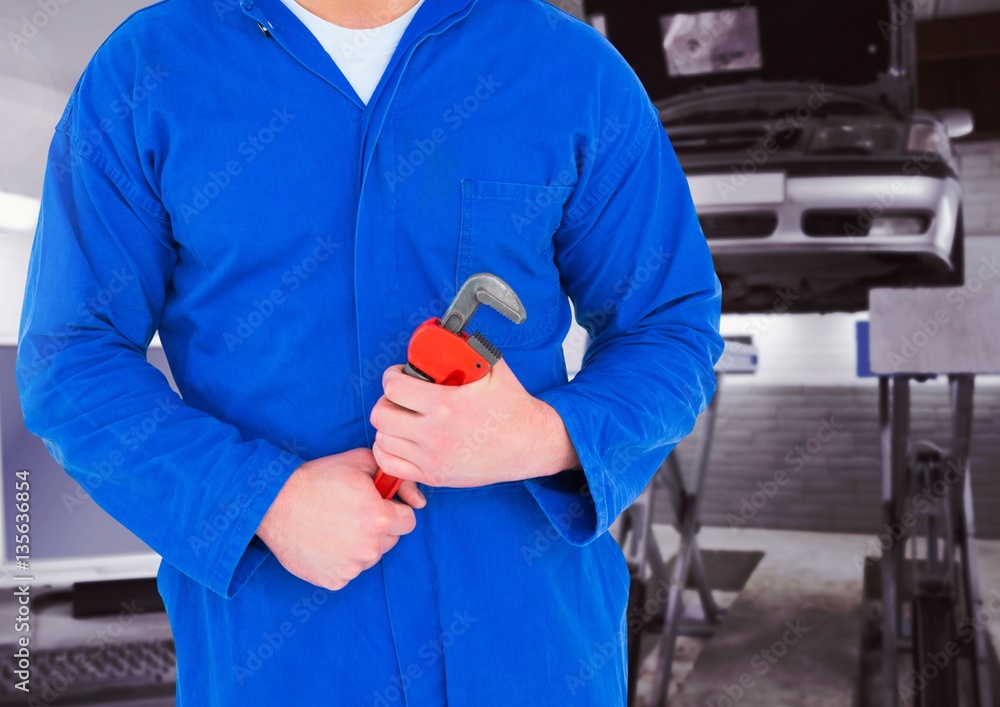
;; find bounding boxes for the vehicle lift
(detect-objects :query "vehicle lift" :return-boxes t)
[868,287,999,707]
[616,282,998,707]
[613,336,757,706]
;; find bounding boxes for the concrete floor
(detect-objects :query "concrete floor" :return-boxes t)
[633,525,1000,707]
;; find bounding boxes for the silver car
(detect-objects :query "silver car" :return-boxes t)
[585,0,973,312]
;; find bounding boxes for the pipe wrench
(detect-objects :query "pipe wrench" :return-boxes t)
[373,273,527,499]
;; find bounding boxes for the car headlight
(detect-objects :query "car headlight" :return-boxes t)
[907,123,952,160]
[810,124,903,155]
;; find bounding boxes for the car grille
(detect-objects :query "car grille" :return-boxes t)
[672,128,767,153]
[671,127,803,155]
[699,212,779,239]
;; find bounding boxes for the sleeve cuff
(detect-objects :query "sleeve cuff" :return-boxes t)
[210,445,306,599]
[526,386,609,546]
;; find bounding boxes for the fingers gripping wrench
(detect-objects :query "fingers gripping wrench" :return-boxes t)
[373,273,527,499]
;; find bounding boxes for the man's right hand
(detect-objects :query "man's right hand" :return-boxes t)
[256,448,425,591]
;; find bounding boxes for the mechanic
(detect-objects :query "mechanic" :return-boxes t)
[16,0,723,703]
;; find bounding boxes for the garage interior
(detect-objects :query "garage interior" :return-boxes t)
[1,0,999,705]
[566,0,1000,705]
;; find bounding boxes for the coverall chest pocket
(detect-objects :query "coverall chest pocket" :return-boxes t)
[457,179,573,348]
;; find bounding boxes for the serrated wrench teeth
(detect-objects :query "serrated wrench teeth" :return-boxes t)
[468,331,502,366]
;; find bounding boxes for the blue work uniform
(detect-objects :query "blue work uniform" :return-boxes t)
[16,0,723,704]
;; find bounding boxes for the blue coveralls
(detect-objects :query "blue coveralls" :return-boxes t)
[16,0,723,703]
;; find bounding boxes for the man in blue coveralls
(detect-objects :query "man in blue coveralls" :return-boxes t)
[17,0,723,703]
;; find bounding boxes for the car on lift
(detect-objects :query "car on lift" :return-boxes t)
[582,0,973,312]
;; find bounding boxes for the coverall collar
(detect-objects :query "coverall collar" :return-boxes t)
[239,0,478,110]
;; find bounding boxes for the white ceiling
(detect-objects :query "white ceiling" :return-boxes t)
[0,0,155,199]
[1,0,156,94]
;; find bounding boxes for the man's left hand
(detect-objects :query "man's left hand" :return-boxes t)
[370,360,580,488]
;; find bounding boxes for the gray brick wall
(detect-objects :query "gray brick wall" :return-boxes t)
[655,380,1000,539]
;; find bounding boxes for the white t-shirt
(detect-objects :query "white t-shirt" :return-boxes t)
[278,0,425,104]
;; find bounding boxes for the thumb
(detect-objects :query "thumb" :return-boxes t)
[383,498,418,536]
[396,480,427,509]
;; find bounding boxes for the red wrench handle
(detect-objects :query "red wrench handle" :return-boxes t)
[374,319,493,500]
[373,470,405,499]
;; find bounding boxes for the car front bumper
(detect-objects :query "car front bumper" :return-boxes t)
[686,172,962,263]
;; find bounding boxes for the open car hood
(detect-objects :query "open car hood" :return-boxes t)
[585,0,916,117]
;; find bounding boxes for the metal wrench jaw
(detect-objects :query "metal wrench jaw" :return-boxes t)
[439,273,527,335]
